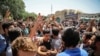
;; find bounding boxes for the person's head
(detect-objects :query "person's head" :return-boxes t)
[43,29,50,41]
[12,37,37,56]
[22,22,26,29]
[52,28,59,37]
[83,32,92,41]
[8,27,22,43]
[82,32,95,46]
[79,23,86,30]
[62,27,80,48]
[12,21,18,27]
[2,22,12,35]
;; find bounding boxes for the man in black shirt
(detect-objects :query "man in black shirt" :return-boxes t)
[37,30,57,56]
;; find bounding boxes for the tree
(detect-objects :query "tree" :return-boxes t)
[0,0,25,19]
[29,13,37,18]
[23,12,37,21]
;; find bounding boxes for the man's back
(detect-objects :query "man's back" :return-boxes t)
[57,48,88,56]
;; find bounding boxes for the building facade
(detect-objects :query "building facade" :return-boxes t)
[78,13,100,19]
[54,9,81,23]
[47,9,100,23]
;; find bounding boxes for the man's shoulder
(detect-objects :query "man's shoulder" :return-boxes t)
[80,48,88,56]
[0,34,5,40]
[57,48,88,56]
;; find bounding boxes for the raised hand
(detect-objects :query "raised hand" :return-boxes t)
[4,9,10,21]
[29,13,43,38]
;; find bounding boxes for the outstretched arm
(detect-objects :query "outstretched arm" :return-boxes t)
[29,13,42,38]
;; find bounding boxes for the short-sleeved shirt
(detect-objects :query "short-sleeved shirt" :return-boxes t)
[57,48,88,56]
[51,38,62,50]
[39,38,52,50]
[0,34,6,53]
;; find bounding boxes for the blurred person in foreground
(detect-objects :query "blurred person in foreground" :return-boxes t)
[0,22,13,56]
[89,31,100,56]
[57,27,88,56]
[11,37,37,56]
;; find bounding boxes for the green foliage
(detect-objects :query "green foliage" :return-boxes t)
[0,0,37,20]
[23,12,37,20]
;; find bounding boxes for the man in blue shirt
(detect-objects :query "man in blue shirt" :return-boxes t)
[57,27,88,56]
[0,22,13,56]
[0,34,7,54]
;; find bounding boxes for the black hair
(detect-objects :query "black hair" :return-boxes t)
[84,32,93,39]
[8,27,21,42]
[43,29,50,35]
[62,27,80,47]
[52,28,59,36]
[2,22,12,32]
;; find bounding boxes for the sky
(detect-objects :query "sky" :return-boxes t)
[24,0,100,16]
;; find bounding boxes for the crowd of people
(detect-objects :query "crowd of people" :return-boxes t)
[0,13,100,56]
